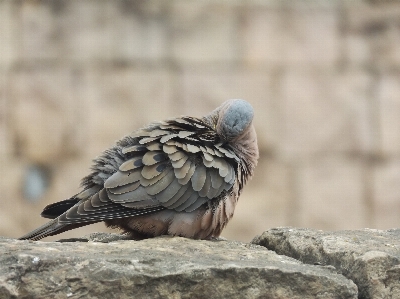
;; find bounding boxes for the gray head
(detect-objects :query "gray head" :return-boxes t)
[206,99,254,141]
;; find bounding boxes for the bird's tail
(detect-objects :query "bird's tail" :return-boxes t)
[19,219,95,241]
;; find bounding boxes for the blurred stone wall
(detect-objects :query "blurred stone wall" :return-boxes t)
[1,0,400,242]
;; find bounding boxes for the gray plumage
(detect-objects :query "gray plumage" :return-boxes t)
[19,99,259,241]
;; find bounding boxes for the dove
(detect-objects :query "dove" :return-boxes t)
[19,99,259,241]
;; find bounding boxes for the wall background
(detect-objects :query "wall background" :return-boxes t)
[1,0,400,242]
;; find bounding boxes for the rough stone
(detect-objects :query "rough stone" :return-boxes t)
[2,0,400,248]
[252,227,400,299]
[0,235,358,299]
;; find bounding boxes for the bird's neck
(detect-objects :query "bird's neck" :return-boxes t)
[231,124,259,186]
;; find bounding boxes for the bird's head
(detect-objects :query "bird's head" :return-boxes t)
[205,99,255,142]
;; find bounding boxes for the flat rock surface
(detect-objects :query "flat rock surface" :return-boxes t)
[252,227,400,299]
[0,234,357,299]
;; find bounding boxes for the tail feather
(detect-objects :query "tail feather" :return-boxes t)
[19,219,97,241]
[40,198,80,219]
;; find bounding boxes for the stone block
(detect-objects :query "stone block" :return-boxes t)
[59,1,167,62]
[241,8,284,65]
[344,33,372,66]
[0,0,16,66]
[179,69,279,152]
[378,73,400,154]
[0,70,11,157]
[106,0,167,62]
[242,6,339,67]
[9,67,86,163]
[373,159,400,229]
[4,237,358,298]
[245,0,339,9]
[223,157,292,242]
[253,227,400,299]
[296,157,367,230]
[16,0,168,63]
[345,2,400,68]
[83,67,174,157]
[16,0,60,61]
[280,69,374,159]
[58,1,114,62]
[168,1,238,63]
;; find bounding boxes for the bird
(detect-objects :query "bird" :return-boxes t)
[19,99,259,241]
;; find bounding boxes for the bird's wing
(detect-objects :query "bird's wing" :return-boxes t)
[57,117,239,224]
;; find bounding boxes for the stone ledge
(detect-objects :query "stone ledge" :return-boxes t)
[252,227,400,299]
[1,234,357,299]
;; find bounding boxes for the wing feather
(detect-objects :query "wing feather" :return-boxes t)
[163,144,178,154]
[108,186,153,202]
[108,181,141,195]
[155,179,182,203]
[174,158,192,179]
[191,164,207,192]
[174,192,199,212]
[171,155,189,168]
[142,151,167,166]
[177,161,196,185]
[119,157,143,172]
[104,168,141,188]
[184,197,208,212]
[161,183,190,207]
[164,185,194,209]
[145,168,175,195]
[140,170,169,187]
[142,162,167,179]
[122,145,147,155]
[198,170,212,197]
[169,150,186,161]
[146,142,163,151]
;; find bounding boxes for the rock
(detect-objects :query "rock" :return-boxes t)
[0,235,357,299]
[252,227,400,299]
